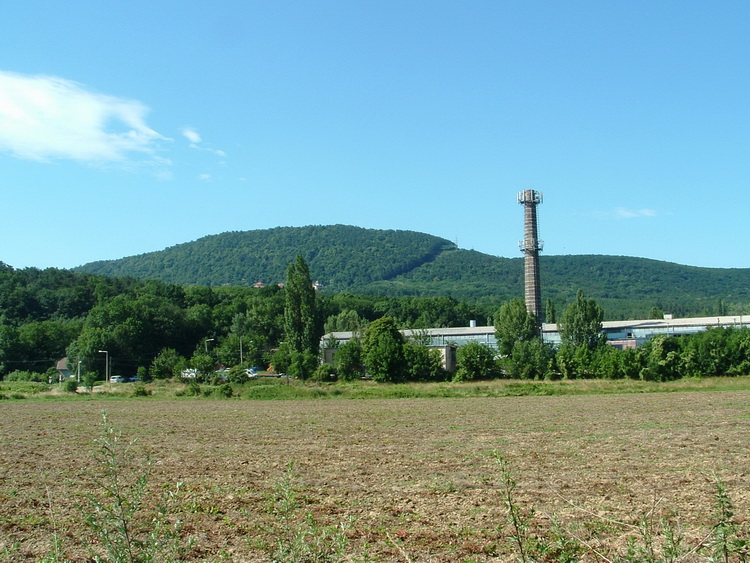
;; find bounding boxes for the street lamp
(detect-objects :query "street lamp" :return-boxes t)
[98,350,109,382]
[204,338,215,354]
[77,360,82,383]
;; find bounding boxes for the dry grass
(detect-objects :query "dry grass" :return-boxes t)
[1,388,749,561]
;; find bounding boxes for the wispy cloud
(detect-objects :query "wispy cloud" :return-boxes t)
[182,126,226,158]
[614,207,657,219]
[0,71,167,164]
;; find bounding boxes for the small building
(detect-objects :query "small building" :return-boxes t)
[56,357,73,381]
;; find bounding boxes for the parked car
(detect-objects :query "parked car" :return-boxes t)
[110,375,126,383]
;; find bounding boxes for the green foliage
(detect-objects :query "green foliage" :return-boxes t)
[67,225,750,318]
[284,255,320,379]
[75,225,455,291]
[333,339,363,381]
[84,412,183,562]
[150,348,183,380]
[495,298,538,356]
[404,338,444,381]
[362,317,406,382]
[4,369,47,382]
[216,383,234,398]
[454,341,496,382]
[63,379,78,393]
[83,371,98,392]
[323,308,368,334]
[559,289,607,350]
[189,354,215,382]
[503,339,554,380]
[131,384,152,397]
[136,366,150,383]
[179,380,202,397]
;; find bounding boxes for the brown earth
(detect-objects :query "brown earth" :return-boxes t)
[1,390,749,561]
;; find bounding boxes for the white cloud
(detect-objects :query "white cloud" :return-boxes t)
[182,126,226,158]
[0,71,167,163]
[182,127,201,144]
[198,173,211,181]
[615,207,657,219]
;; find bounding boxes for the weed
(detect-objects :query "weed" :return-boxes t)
[83,411,184,562]
[267,462,351,562]
[710,477,749,562]
[494,452,750,563]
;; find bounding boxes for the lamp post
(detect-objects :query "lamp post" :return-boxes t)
[77,360,82,383]
[98,350,109,382]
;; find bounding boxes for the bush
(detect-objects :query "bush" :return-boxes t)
[454,341,496,382]
[311,364,336,381]
[4,370,47,383]
[63,379,78,393]
[216,383,234,398]
[131,384,152,397]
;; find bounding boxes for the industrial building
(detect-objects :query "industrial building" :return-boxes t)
[321,315,750,372]
[322,192,749,371]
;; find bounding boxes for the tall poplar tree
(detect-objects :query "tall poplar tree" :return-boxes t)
[558,289,606,350]
[284,255,319,378]
[494,298,538,356]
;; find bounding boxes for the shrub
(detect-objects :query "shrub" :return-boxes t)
[83,411,183,561]
[131,384,152,397]
[63,379,78,393]
[4,370,47,383]
[217,383,234,398]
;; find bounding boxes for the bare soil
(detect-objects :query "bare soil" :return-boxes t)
[1,390,749,561]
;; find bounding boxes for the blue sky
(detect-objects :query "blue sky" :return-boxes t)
[2,1,749,270]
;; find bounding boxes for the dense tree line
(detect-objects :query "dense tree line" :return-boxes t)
[0,262,486,381]
[72,225,750,320]
[2,260,749,384]
[476,292,750,382]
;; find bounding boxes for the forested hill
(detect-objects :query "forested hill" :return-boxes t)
[73,224,750,318]
[75,225,456,291]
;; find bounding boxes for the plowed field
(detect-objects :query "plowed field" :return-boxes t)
[1,390,749,561]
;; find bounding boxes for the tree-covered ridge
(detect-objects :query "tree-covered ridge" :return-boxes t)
[75,225,456,290]
[66,224,750,319]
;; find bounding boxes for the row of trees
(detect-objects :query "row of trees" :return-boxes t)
[459,290,750,382]
[2,258,749,383]
[0,258,493,381]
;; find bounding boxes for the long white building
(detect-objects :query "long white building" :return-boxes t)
[321,315,750,371]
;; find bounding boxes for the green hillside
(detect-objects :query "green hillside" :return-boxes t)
[74,225,750,319]
[76,225,455,290]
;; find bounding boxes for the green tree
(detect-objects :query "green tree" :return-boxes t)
[558,290,606,350]
[362,317,405,382]
[190,353,215,382]
[453,341,496,382]
[495,298,538,357]
[503,339,553,380]
[545,297,557,324]
[404,338,444,381]
[150,348,184,380]
[333,339,363,381]
[284,256,320,379]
